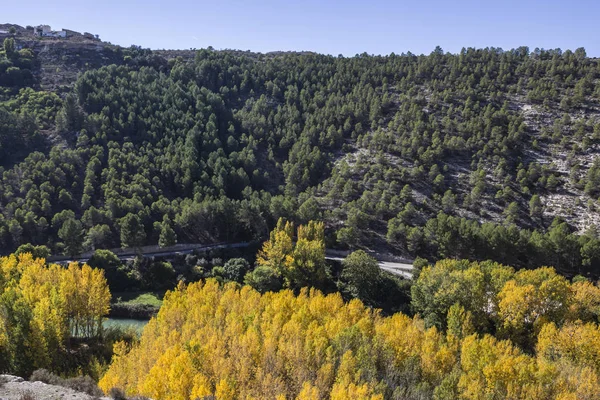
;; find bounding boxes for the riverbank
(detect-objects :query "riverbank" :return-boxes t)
[109,291,163,319]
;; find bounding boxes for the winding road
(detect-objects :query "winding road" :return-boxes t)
[48,242,414,278]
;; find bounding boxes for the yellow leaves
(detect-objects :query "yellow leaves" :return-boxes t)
[497,267,571,346]
[256,218,326,289]
[215,378,236,400]
[297,221,325,243]
[296,382,320,400]
[0,252,112,375]
[459,334,538,400]
[99,261,600,400]
[101,279,440,399]
[537,322,600,370]
[420,327,458,382]
[140,346,197,400]
[569,280,600,322]
[59,262,111,337]
[330,381,383,400]
[554,366,600,400]
[330,351,384,400]
[258,228,294,271]
[498,280,536,330]
[190,373,212,400]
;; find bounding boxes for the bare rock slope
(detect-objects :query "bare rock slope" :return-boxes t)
[0,375,109,400]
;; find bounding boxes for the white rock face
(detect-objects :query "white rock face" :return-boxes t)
[0,374,110,400]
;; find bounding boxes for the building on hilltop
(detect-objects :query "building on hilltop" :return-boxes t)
[34,25,67,38]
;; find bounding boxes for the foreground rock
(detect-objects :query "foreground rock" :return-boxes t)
[0,375,110,400]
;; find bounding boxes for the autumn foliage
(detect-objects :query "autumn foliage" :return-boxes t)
[101,259,600,399]
[255,219,327,289]
[0,253,111,376]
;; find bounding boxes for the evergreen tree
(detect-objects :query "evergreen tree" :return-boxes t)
[58,218,83,256]
[120,213,146,249]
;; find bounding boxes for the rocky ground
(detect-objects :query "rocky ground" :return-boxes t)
[0,375,109,400]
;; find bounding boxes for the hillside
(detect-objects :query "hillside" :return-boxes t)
[1,32,600,275]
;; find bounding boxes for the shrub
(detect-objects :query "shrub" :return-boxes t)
[64,375,103,397]
[19,391,36,400]
[29,369,63,385]
[222,258,251,282]
[30,369,102,397]
[109,387,127,400]
[243,266,282,293]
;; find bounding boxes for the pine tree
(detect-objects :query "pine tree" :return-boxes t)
[158,215,177,248]
[58,218,83,256]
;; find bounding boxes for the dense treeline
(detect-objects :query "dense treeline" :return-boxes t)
[0,38,35,89]
[396,212,600,276]
[0,253,111,377]
[99,259,600,399]
[2,45,600,275]
[83,219,410,315]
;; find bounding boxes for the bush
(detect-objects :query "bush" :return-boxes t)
[15,244,51,259]
[146,261,176,288]
[29,369,102,397]
[243,266,282,293]
[30,369,62,385]
[64,375,103,397]
[222,258,251,282]
[109,387,127,400]
[19,391,36,400]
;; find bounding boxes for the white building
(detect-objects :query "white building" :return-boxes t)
[34,25,67,38]
[34,25,51,36]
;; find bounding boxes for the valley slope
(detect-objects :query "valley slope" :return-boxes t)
[1,27,599,276]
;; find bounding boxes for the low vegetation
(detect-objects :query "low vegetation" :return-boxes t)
[29,369,102,397]
[110,292,163,319]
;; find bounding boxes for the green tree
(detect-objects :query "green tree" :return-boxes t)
[585,158,600,197]
[58,218,83,256]
[15,243,51,259]
[120,213,146,249]
[222,258,251,283]
[3,38,15,59]
[341,250,380,304]
[84,224,112,251]
[529,194,543,219]
[244,266,282,293]
[504,202,519,224]
[441,190,456,213]
[158,215,177,248]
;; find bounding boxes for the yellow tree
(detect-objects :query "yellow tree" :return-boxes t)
[257,218,294,272]
[284,221,326,289]
[256,219,327,289]
[458,334,540,399]
[0,253,111,375]
[497,267,571,346]
[569,280,600,322]
[537,322,600,399]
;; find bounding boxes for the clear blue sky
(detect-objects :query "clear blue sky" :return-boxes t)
[4,0,599,56]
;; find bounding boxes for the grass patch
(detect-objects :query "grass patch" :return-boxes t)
[112,291,164,307]
[110,291,164,319]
